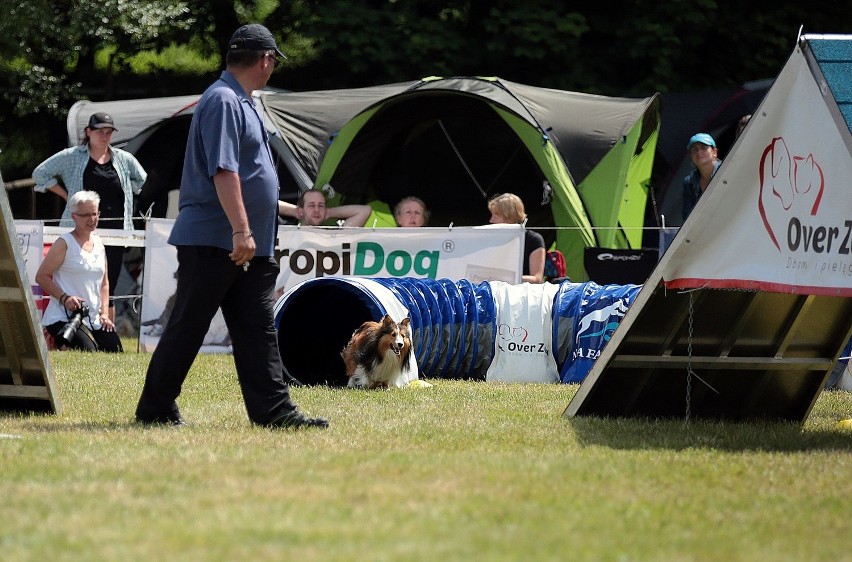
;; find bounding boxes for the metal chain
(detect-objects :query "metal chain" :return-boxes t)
[685,291,694,424]
[680,288,724,425]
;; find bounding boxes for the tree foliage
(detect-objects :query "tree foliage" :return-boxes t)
[282,0,852,94]
[0,0,194,116]
[2,0,852,179]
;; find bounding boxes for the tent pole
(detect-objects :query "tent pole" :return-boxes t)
[437,120,487,197]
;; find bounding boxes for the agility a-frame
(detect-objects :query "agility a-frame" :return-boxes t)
[565,34,852,423]
[0,168,60,413]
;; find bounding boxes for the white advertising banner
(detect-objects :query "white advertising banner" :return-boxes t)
[274,224,523,294]
[14,220,43,287]
[14,220,45,314]
[140,219,232,353]
[662,47,852,297]
[140,219,524,353]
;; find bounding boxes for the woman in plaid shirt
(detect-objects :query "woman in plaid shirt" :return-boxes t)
[32,112,147,321]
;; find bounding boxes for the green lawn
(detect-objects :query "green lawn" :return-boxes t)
[2,349,851,561]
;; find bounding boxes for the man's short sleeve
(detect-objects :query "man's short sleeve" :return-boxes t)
[200,94,242,178]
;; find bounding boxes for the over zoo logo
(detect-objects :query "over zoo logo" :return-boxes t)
[758,136,851,261]
[496,324,546,355]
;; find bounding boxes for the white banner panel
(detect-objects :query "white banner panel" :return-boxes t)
[140,219,524,353]
[14,220,45,315]
[140,219,232,353]
[14,220,43,286]
[662,47,852,297]
[274,224,523,294]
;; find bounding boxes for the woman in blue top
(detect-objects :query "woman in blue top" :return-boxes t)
[32,112,147,320]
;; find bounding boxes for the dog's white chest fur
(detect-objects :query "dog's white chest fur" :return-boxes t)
[349,348,406,388]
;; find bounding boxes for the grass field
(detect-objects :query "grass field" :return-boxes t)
[2,348,852,561]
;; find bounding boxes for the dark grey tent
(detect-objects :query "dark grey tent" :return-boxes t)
[258,77,660,280]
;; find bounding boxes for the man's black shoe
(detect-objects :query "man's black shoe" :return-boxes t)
[267,409,329,429]
[136,412,187,427]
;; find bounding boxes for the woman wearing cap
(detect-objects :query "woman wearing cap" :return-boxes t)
[682,132,721,221]
[32,112,147,321]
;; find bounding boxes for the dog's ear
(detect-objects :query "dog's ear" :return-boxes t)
[400,317,411,328]
[381,314,394,326]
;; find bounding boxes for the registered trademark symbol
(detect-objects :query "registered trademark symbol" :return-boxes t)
[442,240,455,252]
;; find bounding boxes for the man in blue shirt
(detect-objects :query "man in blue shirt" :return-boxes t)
[135,24,328,429]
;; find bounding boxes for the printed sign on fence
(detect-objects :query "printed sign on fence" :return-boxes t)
[14,220,43,285]
[141,219,524,353]
[140,219,232,353]
[274,224,523,294]
[14,220,44,313]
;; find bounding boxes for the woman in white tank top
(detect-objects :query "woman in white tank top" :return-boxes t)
[35,191,122,352]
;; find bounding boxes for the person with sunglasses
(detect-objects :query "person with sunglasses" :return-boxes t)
[135,23,328,430]
[35,190,123,352]
[32,111,147,322]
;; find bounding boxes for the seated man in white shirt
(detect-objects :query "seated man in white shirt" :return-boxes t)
[278,188,371,227]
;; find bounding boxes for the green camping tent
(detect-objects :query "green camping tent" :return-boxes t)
[259,77,659,281]
[63,78,659,281]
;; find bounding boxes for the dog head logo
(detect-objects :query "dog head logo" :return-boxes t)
[497,324,528,352]
[758,137,825,251]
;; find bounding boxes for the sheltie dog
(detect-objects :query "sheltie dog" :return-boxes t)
[342,315,413,389]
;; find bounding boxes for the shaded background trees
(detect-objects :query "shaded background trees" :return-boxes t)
[2,0,851,182]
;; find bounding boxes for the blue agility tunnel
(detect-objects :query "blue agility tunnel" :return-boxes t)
[274,276,640,387]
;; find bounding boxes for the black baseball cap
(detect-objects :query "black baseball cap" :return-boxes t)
[228,24,285,58]
[88,112,117,131]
